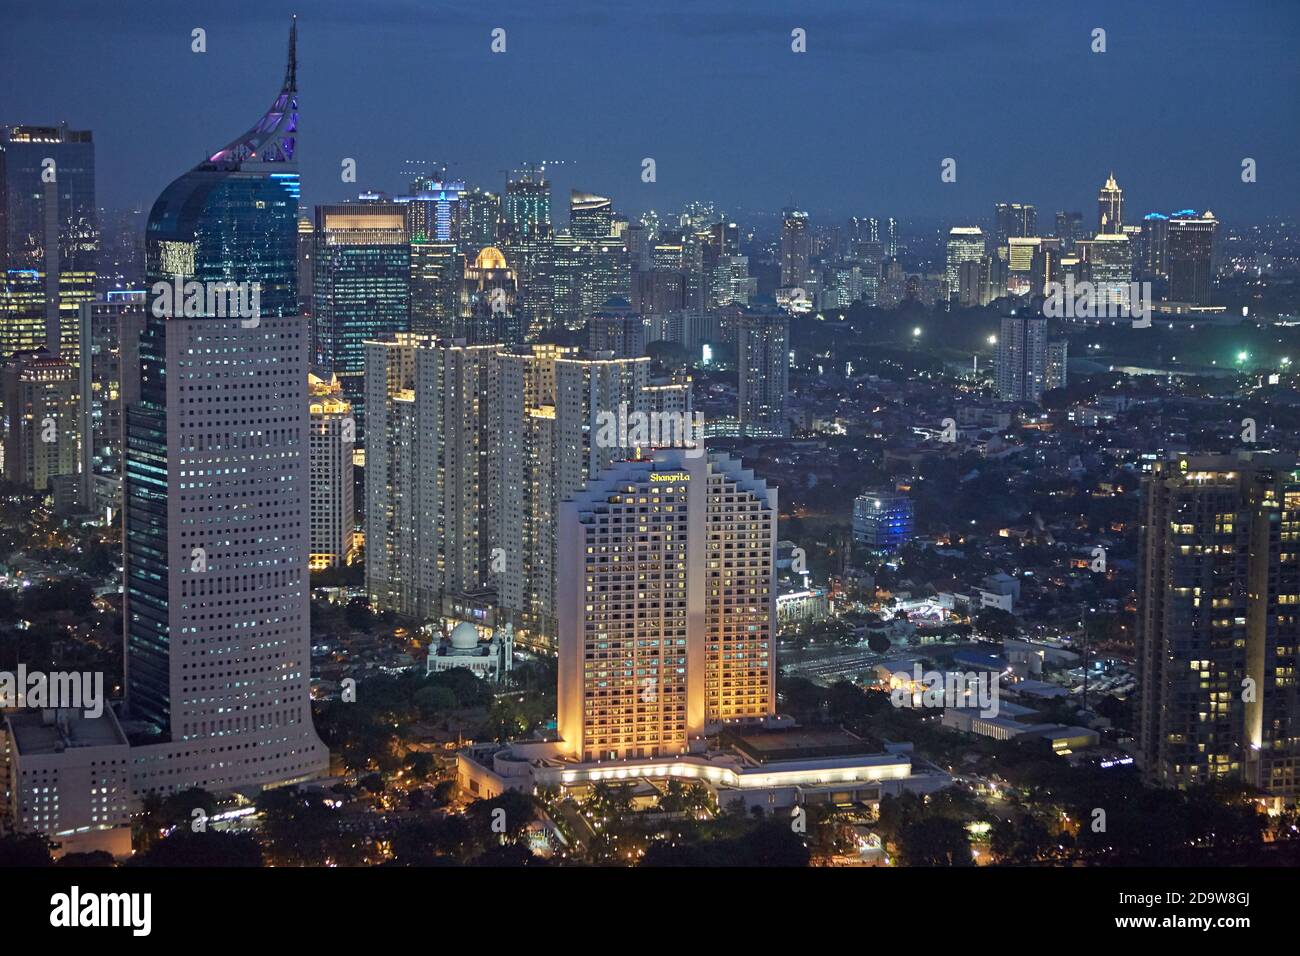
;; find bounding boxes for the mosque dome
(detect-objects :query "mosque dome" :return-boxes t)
[449,621,480,650]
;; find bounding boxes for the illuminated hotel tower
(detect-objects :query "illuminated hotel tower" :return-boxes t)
[124,19,329,797]
[556,449,776,762]
[1098,172,1124,235]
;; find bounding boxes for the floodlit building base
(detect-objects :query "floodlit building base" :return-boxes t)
[456,726,951,814]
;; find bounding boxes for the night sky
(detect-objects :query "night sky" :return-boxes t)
[4,0,1298,224]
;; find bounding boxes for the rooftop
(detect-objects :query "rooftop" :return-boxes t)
[726,726,877,764]
[6,707,129,756]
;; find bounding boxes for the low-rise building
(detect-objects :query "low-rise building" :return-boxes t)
[2,707,133,858]
[456,724,950,814]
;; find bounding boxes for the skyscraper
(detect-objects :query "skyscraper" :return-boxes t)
[78,295,146,513]
[1139,212,1169,279]
[945,227,985,302]
[556,449,776,761]
[503,169,552,240]
[588,299,646,358]
[569,190,613,239]
[1087,231,1135,308]
[737,306,789,438]
[994,202,1037,254]
[1055,211,1084,253]
[124,19,328,797]
[551,233,629,331]
[0,123,98,360]
[1,349,78,490]
[364,337,650,646]
[408,239,462,337]
[308,374,356,570]
[1167,211,1217,306]
[1138,454,1300,799]
[311,201,410,430]
[460,245,519,343]
[780,208,811,289]
[456,186,501,258]
[1097,172,1124,235]
[996,313,1059,403]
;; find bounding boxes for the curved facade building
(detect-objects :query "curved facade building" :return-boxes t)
[123,18,329,799]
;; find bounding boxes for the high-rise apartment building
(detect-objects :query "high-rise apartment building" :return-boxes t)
[308,374,355,570]
[556,449,776,761]
[780,209,811,289]
[1,349,78,491]
[737,306,789,438]
[78,295,146,513]
[1138,453,1300,799]
[124,19,328,798]
[364,336,650,645]
[996,313,1058,403]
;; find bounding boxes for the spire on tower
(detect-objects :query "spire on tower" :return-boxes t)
[284,15,297,93]
[204,17,300,168]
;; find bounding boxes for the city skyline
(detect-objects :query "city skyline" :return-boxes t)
[5,3,1300,919]
[3,0,1298,221]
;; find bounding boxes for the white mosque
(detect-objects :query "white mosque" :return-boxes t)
[426,619,514,683]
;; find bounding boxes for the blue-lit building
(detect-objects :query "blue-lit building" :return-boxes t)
[853,491,914,552]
